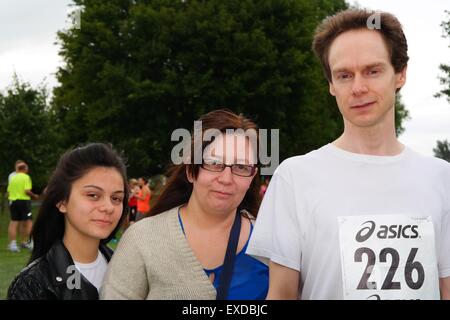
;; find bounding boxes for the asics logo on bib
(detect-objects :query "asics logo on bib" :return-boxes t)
[356,221,419,242]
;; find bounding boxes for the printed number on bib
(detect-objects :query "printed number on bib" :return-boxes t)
[338,215,439,300]
[355,247,424,290]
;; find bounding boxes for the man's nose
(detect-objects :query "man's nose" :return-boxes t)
[352,74,369,96]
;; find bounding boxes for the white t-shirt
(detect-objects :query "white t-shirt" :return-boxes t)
[74,251,108,291]
[247,144,450,299]
[8,171,16,183]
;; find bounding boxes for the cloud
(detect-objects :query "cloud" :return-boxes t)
[0,43,62,89]
[355,0,450,155]
[0,0,72,54]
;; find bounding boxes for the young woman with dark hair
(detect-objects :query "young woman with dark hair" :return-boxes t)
[8,143,129,300]
[101,109,269,300]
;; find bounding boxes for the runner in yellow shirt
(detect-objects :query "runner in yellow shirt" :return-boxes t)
[7,162,39,252]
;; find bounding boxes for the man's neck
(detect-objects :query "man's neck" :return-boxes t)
[334,119,404,156]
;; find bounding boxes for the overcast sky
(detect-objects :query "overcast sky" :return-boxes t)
[1,0,449,156]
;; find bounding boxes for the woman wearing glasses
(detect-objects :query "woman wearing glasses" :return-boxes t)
[101,109,268,299]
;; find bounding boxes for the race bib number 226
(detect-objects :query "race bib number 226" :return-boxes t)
[338,215,439,300]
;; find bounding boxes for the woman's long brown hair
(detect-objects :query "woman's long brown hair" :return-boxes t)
[150,109,261,218]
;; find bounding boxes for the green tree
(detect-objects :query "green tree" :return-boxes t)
[436,10,450,103]
[395,93,410,136]
[52,0,350,176]
[53,0,410,176]
[0,76,60,191]
[433,139,450,162]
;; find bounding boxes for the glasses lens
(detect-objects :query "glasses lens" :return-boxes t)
[231,164,254,177]
[202,160,225,172]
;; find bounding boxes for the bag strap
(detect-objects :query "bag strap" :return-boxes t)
[216,211,241,300]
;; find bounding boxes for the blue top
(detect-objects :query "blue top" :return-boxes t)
[178,209,269,300]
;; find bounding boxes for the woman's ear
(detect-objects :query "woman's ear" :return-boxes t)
[185,166,194,183]
[56,201,67,213]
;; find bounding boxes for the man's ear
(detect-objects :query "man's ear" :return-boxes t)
[185,166,194,183]
[56,201,67,213]
[395,65,407,90]
[329,82,336,96]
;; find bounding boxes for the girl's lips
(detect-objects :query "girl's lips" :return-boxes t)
[92,219,112,226]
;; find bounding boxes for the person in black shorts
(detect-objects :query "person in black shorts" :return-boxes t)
[10,200,32,221]
[7,163,39,252]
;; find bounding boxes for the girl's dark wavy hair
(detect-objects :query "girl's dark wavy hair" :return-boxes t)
[29,143,129,263]
[150,109,262,219]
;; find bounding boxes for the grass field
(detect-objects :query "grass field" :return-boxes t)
[0,207,34,300]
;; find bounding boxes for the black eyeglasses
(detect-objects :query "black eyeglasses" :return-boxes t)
[201,160,256,177]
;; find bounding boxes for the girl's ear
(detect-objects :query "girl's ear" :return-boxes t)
[56,201,67,213]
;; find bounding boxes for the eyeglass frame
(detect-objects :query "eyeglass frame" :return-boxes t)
[200,161,257,177]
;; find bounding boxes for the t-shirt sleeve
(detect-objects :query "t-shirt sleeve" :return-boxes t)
[25,175,32,190]
[247,165,302,271]
[438,165,450,278]
[439,211,450,278]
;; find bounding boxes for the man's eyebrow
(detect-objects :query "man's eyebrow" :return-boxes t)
[332,62,386,74]
[332,67,351,74]
[363,62,386,69]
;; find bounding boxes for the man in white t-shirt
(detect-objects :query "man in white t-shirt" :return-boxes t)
[247,9,450,300]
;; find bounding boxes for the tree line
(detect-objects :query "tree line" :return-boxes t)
[2,0,446,192]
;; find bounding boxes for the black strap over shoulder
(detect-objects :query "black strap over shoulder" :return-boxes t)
[216,211,241,300]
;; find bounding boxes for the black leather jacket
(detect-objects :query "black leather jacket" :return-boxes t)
[7,240,113,300]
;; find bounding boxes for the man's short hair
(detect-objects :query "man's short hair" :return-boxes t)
[312,9,409,83]
[17,163,28,171]
[15,160,25,170]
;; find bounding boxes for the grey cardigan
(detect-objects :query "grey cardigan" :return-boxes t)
[100,206,217,299]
